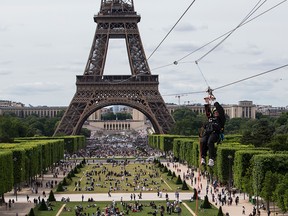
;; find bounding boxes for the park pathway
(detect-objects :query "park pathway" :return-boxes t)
[1,160,275,216]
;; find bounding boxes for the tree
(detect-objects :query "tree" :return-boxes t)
[274,173,288,213]
[266,134,288,151]
[217,206,224,216]
[48,190,56,202]
[38,198,48,211]
[182,180,189,190]
[241,119,275,147]
[28,208,36,216]
[260,171,278,211]
[170,108,205,135]
[175,175,182,185]
[201,195,212,209]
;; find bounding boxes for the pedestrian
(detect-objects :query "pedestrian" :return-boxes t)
[82,194,84,202]
[242,206,245,215]
[200,95,226,167]
[26,195,29,202]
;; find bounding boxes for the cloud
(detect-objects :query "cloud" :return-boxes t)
[0,25,8,32]
[0,70,12,76]
[6,82,65,95]
[174,23,207,32]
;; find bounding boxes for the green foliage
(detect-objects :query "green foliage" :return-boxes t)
[170,107,205,135]
[62,177,69,186]
[233,149,270,190]
[260,171,278,207]
[252,154,288,196]
[56,182,65,192]
[216,145,254,184]
[48,190,56,202]
[163,166,168,173]
[201,195,212,209]
[266,134,288,151]
[101,112,132,120]
[167,169,172,176]
[0,151,14,195]
[176,175,182,185]
[217,206,224,216]
[241,118,275,147]
[172,171,176,178]
[182,180,189,190]
[38,198,48,211]
[28,208,36,216]
[274,173,288,213]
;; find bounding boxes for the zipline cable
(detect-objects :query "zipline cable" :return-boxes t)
[195,61,210,88]
[147,0,197,60]
[159,0,287,68]
[162,63,288,97]
[213,64,288,91]
[196,0,267,63]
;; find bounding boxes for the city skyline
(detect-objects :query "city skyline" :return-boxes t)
[0,0,287,107]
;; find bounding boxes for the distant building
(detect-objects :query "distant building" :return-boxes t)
[167,100,257,119]
[1,99,287,122]
[256,105,288,117]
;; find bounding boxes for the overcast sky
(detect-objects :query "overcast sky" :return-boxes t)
[0,0,287,107]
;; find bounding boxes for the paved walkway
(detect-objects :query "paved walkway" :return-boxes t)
[1,161,272,216]
[162,162,267,216]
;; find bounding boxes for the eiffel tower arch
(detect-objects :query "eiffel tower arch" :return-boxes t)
[54,0,175,136]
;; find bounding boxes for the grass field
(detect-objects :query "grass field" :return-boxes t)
[59,162,191,194]
[33,200,220,216]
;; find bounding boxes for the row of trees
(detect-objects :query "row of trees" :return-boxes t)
[171,107,288,151]
[148,133,288,213]
[0,113,90,143]
[0,135,85,203]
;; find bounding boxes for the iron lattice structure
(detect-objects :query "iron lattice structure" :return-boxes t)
[54,0,175,135]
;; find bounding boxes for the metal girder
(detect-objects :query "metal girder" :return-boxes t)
[54,1,174,136]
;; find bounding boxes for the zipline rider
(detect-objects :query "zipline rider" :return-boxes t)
[200,94,226,167]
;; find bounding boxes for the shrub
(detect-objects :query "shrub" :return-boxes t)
[176,175,182,185]
[201,195,212,209]
[217,206,224,216]
[167,170,172,176]
[56,182,65,192]
[182,180,189,190]
[28,208,35,216]
[172,171,176,178]
[38,198,48,211]
[47,190,56,202]
[163,166,168,173]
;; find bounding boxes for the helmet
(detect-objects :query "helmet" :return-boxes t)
[212,108,217,113]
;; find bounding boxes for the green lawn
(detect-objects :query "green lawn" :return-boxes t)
[183,200,219,216]
[35,201,191,216]
[32,202,63,216]
[58,162,191,194]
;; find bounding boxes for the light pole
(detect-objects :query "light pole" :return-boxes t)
[228,155,233,198]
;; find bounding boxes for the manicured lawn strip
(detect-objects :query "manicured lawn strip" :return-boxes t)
[162,174,193,191]
[58,163,183,194]
[183,200,219,216]
[59,201,192,216]
[33,202,63,216]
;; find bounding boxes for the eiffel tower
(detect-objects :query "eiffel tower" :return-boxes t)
[54,0,175,136]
